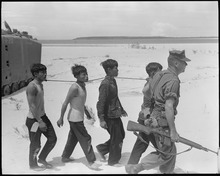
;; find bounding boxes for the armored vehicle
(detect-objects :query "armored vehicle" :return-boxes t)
[1,21,42,96]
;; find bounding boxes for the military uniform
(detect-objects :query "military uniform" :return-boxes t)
[142,68,180,173]
[126,50,190,174]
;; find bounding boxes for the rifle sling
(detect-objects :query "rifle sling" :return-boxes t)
[133,131,192,156]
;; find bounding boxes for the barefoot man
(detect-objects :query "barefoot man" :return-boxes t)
[26,63,57,171]
[57,64,101,170]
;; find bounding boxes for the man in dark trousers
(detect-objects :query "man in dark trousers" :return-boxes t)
[125,50,191,174]
[26,63,57,171]
[57,64,101,170]
[125,62,163,171]
[96,59,127,166]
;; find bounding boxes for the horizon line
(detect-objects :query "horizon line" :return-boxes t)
[39,36,219,40]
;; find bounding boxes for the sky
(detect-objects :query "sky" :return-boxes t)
[1,1,218,40]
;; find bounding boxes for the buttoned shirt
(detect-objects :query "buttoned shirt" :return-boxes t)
[96,76,124,122]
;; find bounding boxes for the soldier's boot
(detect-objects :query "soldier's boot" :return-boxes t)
[125,163,144,174]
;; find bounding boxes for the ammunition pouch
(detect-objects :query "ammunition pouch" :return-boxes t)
[150,111,171,146]
[156,112,171,146]
[158,136,171,147]
[156,111,168,127]
[157,117,168,127]
[163,136,171,146]
[160,135,171,146]
[156,128,171,146]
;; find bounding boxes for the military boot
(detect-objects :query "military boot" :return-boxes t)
[125,163,144,174]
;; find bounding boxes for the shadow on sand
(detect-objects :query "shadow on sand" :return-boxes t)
[38,152,195,173]
[48,152,131,171]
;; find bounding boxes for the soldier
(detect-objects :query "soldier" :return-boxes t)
[125,50,191,174]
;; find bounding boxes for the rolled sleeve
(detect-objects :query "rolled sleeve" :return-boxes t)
[164,80,180,101]
[96,83,109,122]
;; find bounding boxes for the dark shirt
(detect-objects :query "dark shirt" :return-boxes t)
[96,76,124,122]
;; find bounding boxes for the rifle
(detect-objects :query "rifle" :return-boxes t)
[127,120,218,155]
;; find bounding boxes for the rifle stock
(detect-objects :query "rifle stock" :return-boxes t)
[127,120,217,155]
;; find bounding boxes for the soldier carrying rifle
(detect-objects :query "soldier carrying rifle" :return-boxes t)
[125,50,191,174]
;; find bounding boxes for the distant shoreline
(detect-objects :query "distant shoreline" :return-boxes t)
[39,36,218,44]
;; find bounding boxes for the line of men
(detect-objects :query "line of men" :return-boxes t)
[25,49,190,173]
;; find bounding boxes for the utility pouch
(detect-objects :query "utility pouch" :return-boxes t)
[157,111,168,127]
[163,136,171,146]
[158,133,171,146]
[157,118,168,127]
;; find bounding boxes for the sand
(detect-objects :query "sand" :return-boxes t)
[2,43,219,174]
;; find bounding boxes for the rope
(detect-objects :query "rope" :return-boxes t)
[87,77,105,82]
[47,79,75,83]
[47,76,146,83]
[133,131,192,156]
[117,77,146,81]
[47,77,104,83]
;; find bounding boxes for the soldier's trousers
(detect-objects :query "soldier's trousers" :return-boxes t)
[135,133,177,173]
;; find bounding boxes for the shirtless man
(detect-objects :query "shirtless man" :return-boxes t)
[126,62,163,171]
[57,64,101,170]
[26,63,57,171]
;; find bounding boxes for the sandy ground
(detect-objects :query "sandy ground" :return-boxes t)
[2,43,219,174]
